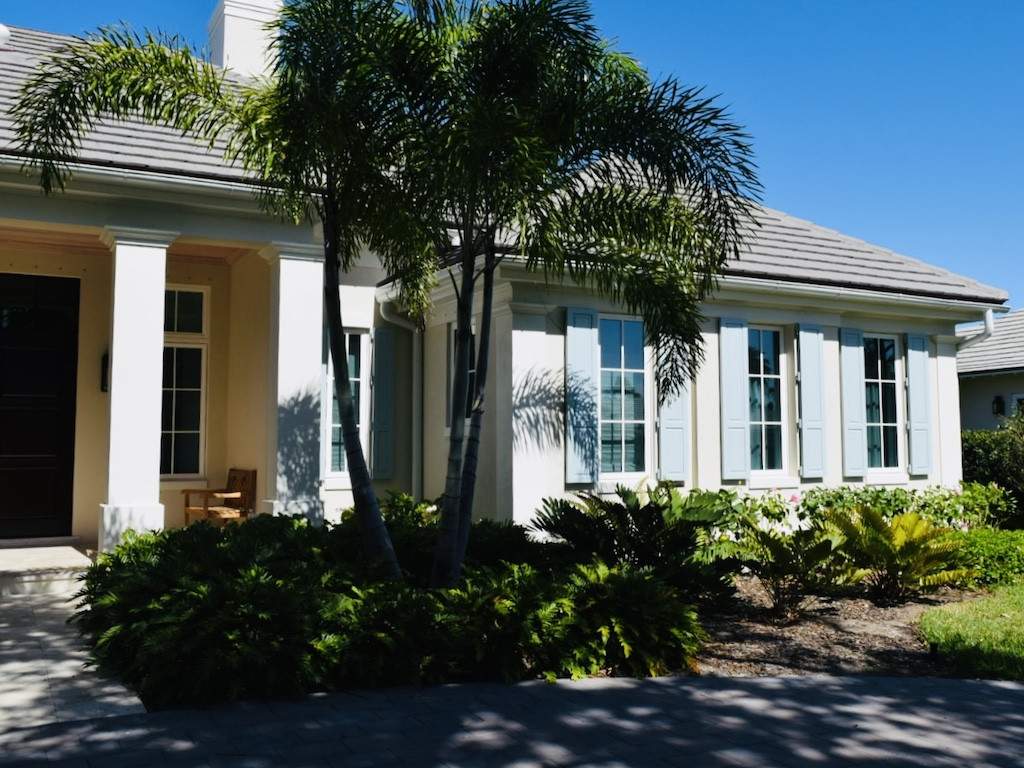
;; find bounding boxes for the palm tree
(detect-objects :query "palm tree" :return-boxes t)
[405,0,761,586]
[13,0,441,579]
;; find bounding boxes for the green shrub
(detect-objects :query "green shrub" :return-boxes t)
[920,585,1024,680]
[828,508,972,602]
[75,517,334,708]
[963,411,1024,527]
[799,482,1016,530]
[77,517,704,707]
[532,484,743,598]
[331,493,552,585]
[436,564,562,682]
[316,581,441,688]
[953,528,1024,586]
[550,562,704,679]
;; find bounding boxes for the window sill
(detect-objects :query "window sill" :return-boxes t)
[596,474,650,494]
[161,478,208,489]
[320,476,353,493]
[747,473,800,491]
[862,470,910,486]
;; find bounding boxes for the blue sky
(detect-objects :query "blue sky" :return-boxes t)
[5,1,1022,305]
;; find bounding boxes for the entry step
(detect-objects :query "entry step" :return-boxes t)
[0,545,92,596]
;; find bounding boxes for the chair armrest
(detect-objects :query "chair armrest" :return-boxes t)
[212,491,243,500]
[180,488,221,496]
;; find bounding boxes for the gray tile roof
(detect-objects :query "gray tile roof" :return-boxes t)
[0,26,245,183]
[0,25,1008,306]
[733,207,1007,304]
[958,308,1024,374]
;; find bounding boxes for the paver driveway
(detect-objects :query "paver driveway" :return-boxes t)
[1,674,1023,767]
[0,594,143,730]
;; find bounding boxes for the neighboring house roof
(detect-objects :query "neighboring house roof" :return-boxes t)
[0,25,1008,306]
[958,308,1024,375]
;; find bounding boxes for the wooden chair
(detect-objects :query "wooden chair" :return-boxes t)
[182,469,257,526]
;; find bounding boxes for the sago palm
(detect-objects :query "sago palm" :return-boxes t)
[13,0,444,578]
[404,0,761,585]
[829,507,972,601]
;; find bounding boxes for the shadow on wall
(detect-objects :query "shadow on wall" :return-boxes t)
[513,367,596,459]
[277,389,323,524]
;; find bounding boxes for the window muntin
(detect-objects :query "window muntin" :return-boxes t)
[748,328,783,471]
[160,288,206,477]
[446,322,476,427]
[864,336,899,469]
[325,332,367,474]
[599,318,646,474]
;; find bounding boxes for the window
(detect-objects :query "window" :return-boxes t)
[1011,393,1024,417]
[445,322,476,427]
[599,318,646,475]
[748,327,783,471]
[161,288,207,477]
[324,331,369,474]
[864,336,899,469]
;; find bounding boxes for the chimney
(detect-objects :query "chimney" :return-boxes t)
[208,0,283,77]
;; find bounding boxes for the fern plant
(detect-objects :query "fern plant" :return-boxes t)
[828,507,973,602]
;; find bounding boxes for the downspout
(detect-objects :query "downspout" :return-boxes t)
[376,289,423,499]
[957,308,995,351]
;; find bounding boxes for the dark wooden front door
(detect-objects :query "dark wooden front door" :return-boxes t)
[0,274,80,539]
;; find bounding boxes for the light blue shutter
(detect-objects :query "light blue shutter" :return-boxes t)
[840,328,866,478]
[658,379,691,484]
[371,327,394,480]
[798,325,825,478]
[906,334,932,476]
[719,318,750,481]
[565,307,598,484]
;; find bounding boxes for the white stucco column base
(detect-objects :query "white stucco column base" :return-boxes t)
[98,227,176,551]
[98,504,165,552]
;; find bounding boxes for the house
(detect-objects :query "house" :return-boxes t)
[958,308,1024,429]
[0,1,1008,550]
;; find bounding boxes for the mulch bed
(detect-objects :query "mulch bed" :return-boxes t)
[696,577,982,678]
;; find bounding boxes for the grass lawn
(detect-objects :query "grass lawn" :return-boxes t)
[920,585,1024,680]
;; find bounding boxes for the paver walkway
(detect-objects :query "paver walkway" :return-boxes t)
[1,674,1023,767]
[0,594,144,730]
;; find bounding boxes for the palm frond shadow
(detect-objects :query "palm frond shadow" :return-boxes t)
[512,366,596,461]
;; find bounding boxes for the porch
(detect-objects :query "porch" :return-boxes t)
[0,219,331,550]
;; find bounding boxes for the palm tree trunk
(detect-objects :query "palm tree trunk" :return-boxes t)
[323,202,401,580]
[454,250,495,571]
[430,247,477,587]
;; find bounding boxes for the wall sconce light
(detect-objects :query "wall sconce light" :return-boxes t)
[993,395,1005,416]
[100,351,110,393]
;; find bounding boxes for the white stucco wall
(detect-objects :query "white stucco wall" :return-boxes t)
[433,270,980,529]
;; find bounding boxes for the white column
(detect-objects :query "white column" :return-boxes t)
[99,227,177,551]
[934,338,963,488]
[263,244,325,519]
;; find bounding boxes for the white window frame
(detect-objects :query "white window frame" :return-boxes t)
[747,324,792,485]
[161,285,210,481]
[597,313,655,487]
[863,333,905,474]
[320,329,372,490]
